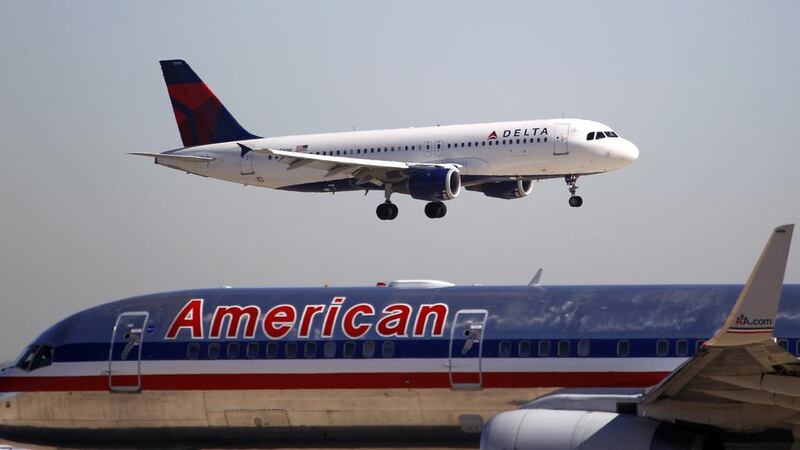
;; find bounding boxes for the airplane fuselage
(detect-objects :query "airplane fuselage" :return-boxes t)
[158,118,639,192]
[1,283,798,445]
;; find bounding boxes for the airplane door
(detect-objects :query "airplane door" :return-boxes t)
[108,312,148,392]
[449,309,488,390]
[553,124,570,155]
[241,151,254,175]
[423,141,433,157]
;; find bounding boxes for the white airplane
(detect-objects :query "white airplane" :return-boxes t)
[131,60,639,220]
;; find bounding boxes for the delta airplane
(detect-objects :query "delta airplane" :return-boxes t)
[130,60,639,220]
[0,226,798,449]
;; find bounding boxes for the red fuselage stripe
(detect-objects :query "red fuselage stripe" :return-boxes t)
[0,371,670,392]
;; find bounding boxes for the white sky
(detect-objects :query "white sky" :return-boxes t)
[0,0,798,361]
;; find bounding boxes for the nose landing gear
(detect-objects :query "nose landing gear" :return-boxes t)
[565,175,583,208]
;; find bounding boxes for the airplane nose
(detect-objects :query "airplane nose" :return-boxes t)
[617,140,639,163]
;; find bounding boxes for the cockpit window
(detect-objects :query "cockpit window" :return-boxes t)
[15,345,54,372]
[606,131,619,138]
[586,132,595,141]
[595,131,606,140]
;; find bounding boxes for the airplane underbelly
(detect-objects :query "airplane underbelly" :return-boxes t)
[0,387,553,444]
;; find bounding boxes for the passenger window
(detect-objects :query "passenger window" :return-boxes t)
[324,341,336,358]
[246,342,259,359]
[538,340,551,357]
[498,340,511,357]
[266,342,278,359]
[543,137,547,142]
[586,132,595,141]
[343,341,356,358]
[436,144,441,149]
[502,140,506,145]
[227,342,240,359]
[557,340,571,357]
[518,340,531,357]
[516,139,520,144]
[304,342,317,358]
[656,340,669,357]
[382,341,395,358]
[695,340,706,353]
[595,131,606,140]
[208,343,220,360]
[187,342,200,360]
[617,340,630,357]
[482,141,485,146]
[467,142,471,147]
[676,339,689,357]
[577,340,590,357]
[363,341,375,358]
[537,138,541,143]
[447,143,451,148]
[461,143,465,147]
[285,342,297,359]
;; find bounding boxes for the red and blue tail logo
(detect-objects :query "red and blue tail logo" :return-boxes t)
[159,60,259,147]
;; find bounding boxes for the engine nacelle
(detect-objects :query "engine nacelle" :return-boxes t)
[400,168,461,201]
[478,180,533,199]
[481,409,718,450]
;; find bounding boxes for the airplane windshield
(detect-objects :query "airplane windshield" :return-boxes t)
[15,344,54,372]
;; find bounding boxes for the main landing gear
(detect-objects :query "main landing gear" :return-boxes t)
[376,201,398,220]
[566,175,583,208]
[424,201,447,219]
[376,184,399,221]
[375,184,448,220]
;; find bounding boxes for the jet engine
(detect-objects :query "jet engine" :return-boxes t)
[481,409,720,450]
[477,180,533,199]
[399,168,461,201]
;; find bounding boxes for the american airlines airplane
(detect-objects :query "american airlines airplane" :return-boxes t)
[130,60,639,220]
[0,226,797,449]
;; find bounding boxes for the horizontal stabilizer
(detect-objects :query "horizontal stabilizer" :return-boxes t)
[128,152,215,163]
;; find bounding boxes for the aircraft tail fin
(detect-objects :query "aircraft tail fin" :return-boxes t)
[707,224,794,347]
[159,59,259,147]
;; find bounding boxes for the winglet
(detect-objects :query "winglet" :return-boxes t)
[528,268,543,287]
[706,224,794,347]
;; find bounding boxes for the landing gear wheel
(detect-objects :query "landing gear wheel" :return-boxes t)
[376,202,398,220]
[565,175,582,208]
[424,201,447,219]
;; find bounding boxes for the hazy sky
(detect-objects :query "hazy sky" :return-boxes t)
[0,1,798,362]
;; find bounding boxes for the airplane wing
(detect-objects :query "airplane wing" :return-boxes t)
[240,144,460,186]
[640,224,800,432]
